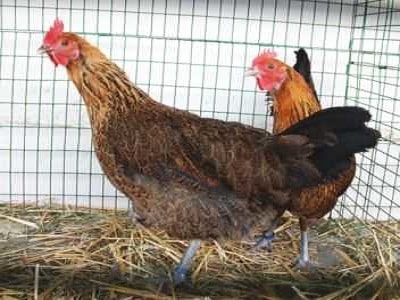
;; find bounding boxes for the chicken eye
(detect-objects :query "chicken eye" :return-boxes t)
[267,64,275,70]
[61,40,69,46]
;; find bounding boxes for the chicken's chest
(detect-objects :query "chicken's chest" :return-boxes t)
[88,108,142,163]
[88,107,183,193]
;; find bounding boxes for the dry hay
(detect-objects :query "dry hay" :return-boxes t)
[0,204,399,300]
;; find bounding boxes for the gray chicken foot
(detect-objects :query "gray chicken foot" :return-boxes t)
[253,231,275,252]
[252,218,280,252]
[294,230,316,270]
[172,239,201,285]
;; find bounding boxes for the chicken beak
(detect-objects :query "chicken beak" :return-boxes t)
[244,68,260,77]
[37,44,50,55]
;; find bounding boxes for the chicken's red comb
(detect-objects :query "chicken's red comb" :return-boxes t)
[43,18,64,45]
[252,49,278,65]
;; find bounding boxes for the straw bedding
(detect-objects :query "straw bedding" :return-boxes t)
[0,204,398,299]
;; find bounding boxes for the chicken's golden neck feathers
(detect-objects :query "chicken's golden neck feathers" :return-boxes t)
[65,36,146,115]
[272,68,321,134]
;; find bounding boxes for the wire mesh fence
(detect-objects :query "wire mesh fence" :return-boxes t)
[339,0,400,220]
[0,0,398,220]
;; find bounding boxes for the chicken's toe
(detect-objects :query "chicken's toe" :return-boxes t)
[154,270,194,294]
[252,232,275,252]
[172,265,189,285]
[294,256,318,271]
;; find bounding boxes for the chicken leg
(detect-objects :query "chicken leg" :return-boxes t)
[172,239,201,285]
[295,217,313,269]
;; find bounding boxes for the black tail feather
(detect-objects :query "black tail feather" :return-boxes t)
[280,106,381,177]
[311,126,380,173]
[280,106,372,136]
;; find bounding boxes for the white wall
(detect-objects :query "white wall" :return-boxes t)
[0,0,398,219]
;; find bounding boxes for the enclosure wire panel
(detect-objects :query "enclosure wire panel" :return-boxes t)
[339,0,400,221]
[0,0,398,221]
